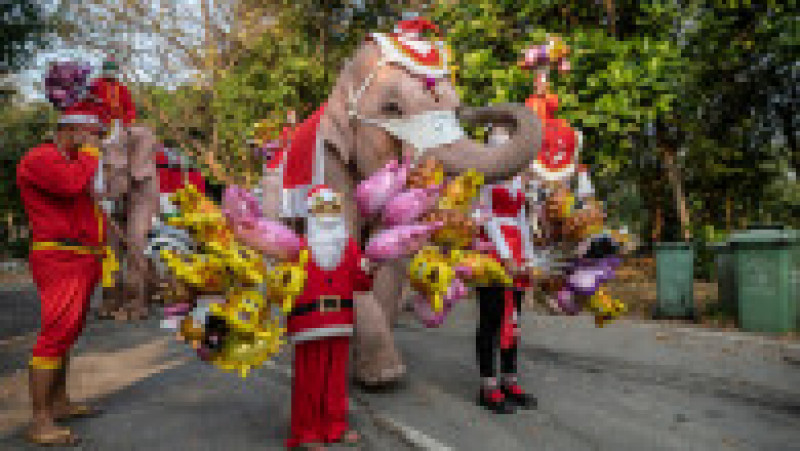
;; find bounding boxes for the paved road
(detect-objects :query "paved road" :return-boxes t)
[1,285,798,450]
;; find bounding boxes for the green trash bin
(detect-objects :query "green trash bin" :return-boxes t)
[654,242,696,319]
[708,242,737,317]
[728,227,800,333]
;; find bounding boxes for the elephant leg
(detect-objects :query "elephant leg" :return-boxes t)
[353,262,406,387]
[122,177,159,319]
[321,145,406,386]
[98,207,125,319]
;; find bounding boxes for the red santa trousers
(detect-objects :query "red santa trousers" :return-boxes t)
[286,336,350,448]
[29,252,101,366]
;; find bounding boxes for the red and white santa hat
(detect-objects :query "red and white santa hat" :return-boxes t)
[58,101,103,129]
[370,17,450,79]
[307,184,341,211]
[394,17,440,38]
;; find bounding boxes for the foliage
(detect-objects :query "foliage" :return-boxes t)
[0,102,57,257]
[1,0,48,76]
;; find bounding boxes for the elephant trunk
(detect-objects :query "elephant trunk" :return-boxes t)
[424,103,542,184]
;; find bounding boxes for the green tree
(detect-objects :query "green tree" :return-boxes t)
[0,102,57,257]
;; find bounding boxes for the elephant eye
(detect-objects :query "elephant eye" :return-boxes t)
[381,101,403,116]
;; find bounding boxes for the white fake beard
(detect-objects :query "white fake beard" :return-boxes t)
[307,214,348,270]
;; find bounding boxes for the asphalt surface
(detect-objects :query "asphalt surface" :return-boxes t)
[1,284,798,450]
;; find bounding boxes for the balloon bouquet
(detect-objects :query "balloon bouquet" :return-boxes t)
[518,34,633,327]
[155,183,307,377]
[357,156,514,328]
[44,61,94,111]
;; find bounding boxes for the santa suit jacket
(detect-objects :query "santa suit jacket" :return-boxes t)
[17,143,106,273]
[479,178,537,288]
[89,78,136,126]
[287,237,373,343]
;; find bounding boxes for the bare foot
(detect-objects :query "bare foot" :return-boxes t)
[341,430,359,445]
[53,401,102,420]
[25,421,80,446]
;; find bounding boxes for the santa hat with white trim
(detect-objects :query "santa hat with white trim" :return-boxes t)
[58,101,104,129]
[307,184,341,212]
[369,17,451,80]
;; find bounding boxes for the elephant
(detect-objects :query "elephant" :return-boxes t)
[94,125,161,320]
[261,36,542,386]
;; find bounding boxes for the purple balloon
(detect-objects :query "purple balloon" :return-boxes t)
[567,268,602,297]
[44,62,93,110]
[557,288,580,315]
[163,302,193,317]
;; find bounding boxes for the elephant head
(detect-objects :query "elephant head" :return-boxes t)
[317,39,542,187]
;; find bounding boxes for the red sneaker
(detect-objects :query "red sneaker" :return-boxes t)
[501,384,538,410]
[478,388,515,414]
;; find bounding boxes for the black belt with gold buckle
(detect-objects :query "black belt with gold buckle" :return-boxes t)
[290,296,353,318]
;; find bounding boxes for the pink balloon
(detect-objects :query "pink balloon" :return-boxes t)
[222,184,302,260]
[222,185,263,226]
[233,218,302,261]
[382,184,442,227]
[356,158,411,217]
[364,222,443,262]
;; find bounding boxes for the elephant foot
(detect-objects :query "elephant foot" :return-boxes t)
[354,362,407,389]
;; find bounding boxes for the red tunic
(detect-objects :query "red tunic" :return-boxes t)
[90,78,136,126]
[156,150,206,195]
[479,180,535,289]
[17,143,105,359]
[286,237,372,342]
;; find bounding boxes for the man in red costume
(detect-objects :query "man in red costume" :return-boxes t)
[17,102,106,445]
[89,58,136,133]
[285,185,373,450]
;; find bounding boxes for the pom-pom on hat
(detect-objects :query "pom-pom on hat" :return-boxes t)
[102,58,120,76]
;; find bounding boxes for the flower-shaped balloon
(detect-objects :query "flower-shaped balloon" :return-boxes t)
[408,246,455,313]
[44,61,93,110]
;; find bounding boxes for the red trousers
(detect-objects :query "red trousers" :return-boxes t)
[286,336,350,448]
[29,252,101,360]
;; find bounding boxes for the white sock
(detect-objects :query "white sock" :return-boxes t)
[501,374,517,386]
[482,377,498,390]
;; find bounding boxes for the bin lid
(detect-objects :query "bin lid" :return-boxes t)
[654,242,693,250]
[729,229,800,245]
[706,242,730,251]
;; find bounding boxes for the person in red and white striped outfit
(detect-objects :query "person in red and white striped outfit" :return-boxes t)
[474,176,540,414]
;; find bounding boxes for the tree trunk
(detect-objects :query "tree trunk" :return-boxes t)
[776,105,798,175]
[725,195,732,233]
[602,0,617,36]
[659,143,692,242]
[652,204,663,243]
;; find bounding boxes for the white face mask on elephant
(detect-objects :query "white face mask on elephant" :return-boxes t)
[357,109,467,161]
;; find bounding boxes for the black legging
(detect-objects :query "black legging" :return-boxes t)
[476,285,522,379]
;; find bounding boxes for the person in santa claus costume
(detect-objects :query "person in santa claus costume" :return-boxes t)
[285,185,374,450]
[473,176,541,414]
[16,101,107,446]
